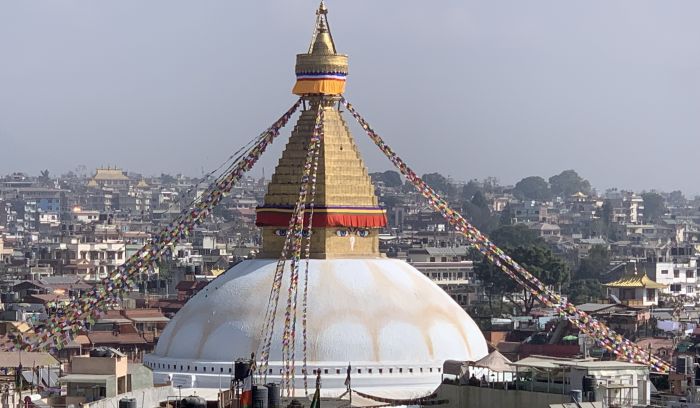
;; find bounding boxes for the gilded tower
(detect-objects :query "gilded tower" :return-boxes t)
[256,2,387,258]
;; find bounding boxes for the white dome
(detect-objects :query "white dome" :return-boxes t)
[146,258,488,395]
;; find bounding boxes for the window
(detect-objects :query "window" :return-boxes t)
[688,286,695,294]
[671,284,681,292]
[646,289,655,301]
[324,369,329,375]
[379,369,383,374]
[661,269,668,275]
[687,270,695,278]
[358,369,362,374]
[389,368,393,374]
[429,257,435,262]
[336,369,341,374]
[674,270,680,278]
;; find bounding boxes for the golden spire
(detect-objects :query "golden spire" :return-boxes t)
[257,3,386,258]
[308,1,336,55]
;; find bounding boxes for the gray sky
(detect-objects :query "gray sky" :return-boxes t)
[1,1,699,194]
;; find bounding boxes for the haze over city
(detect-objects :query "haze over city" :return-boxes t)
[1,1,699,194]
[5,1,700,407]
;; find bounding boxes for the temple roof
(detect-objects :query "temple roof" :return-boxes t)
[603,273,667,289]
[91,168,129,181]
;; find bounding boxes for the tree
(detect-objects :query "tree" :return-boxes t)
[461,179,481,201]
[422,172,454,197]
[38,169,51,187]
[513,176,551,201]
[160,173,177,185]
[566,279,604,305]
[475,225,569,315]
[548,170,592,197]
[668,190,687,207]
[489,224,540,247]
[576,244,610,280]
[370,170,402,188]
[642,192,666,223]
[462,191,498,234]
[476,244,569,315]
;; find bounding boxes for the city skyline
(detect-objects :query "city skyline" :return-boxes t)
[1,1,699,194]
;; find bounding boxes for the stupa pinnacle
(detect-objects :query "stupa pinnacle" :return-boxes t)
[256,2,387,258]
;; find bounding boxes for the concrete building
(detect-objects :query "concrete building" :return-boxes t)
[60,348,153,405]
[654,257,699,299]
[510,201,549,224]
[438,356,651,407]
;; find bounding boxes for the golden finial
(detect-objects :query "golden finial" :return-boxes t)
[317,1,328,16]
[292,1,348,96]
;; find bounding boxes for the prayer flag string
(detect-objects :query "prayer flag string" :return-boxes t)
[341,97,671,373]
[8,99,302,352]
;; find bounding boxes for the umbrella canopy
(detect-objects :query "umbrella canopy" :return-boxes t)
[472,350,514,372]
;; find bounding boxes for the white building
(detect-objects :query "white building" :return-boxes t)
[655,258,698,298]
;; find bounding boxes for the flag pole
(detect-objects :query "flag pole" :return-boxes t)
[345,363,352,407]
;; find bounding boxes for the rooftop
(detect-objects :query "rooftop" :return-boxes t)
[604,273,666,289]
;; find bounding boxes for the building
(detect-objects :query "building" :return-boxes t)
[59,348,153,405]
[437,356,651,407]
[510,201,549,224]
[145,3,488,396]
[406,247,480,308]
[87,168,130,189]
[603,273,666,307]
[654,257,698,299]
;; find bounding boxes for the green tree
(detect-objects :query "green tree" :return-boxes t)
[576,244,610,280]
[642,192,666,223]
[668,190,687,207]
[422,172,454,197]
[38,169,52,187]
[461,179,481,201]
[462,191,498,234]
[160,173,177,185]
[566,279,604,304]
[513,176,551,201]
[490,223,540,247]
[475,225,569,315]
[548,170,592,197]
[370,170,402,188]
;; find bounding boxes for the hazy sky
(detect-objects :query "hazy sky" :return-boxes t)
[1,1,699,194]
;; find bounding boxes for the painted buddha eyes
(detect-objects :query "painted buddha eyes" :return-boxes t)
[356,229,370,237]
[275,229,313,237]
[335,229,370,237]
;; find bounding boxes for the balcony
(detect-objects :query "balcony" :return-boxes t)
[621,299,645,307]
